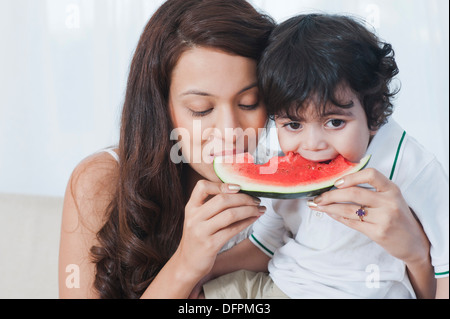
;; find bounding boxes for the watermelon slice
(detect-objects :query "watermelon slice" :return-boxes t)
[213,152,371,199]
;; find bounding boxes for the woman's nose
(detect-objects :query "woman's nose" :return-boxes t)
[217,105,240,144]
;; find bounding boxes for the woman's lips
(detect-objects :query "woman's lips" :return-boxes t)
[207,149,245,163]
[212,149,239,157]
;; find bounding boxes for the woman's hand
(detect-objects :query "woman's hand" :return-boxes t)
[141,180,264,299]
[307,167,437,298]
[176,180,265,284]
[308,168,430,267]
[307,168,437,298]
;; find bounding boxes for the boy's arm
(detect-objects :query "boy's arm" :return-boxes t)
[211,238,270,279]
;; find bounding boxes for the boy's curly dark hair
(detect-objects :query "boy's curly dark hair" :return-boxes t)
[258,14,399,131]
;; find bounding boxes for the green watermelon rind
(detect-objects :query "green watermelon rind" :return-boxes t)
[237,186,336,199]
[214,154,371,199]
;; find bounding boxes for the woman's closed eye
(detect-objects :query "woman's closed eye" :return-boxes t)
[190,108,213,117]
[238,102,260,110]
[189,103,259,117]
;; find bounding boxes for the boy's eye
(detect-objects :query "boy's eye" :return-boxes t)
[326,119,345,129]
[282,122,302,131]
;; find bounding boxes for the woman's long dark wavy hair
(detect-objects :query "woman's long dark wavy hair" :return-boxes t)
[89,0,275,298]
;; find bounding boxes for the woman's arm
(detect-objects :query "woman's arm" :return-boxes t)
[140,239,268,298]
[436,277,449,299]
[405,256,436,299]
[212,238,270,278]
[59,152,118,298]
[188,238,270,299]
[59,160,264,299]
[140,181,265,298]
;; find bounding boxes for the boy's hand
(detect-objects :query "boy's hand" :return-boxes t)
[308,168,430,266]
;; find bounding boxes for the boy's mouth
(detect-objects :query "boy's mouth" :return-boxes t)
[299,154,336,164]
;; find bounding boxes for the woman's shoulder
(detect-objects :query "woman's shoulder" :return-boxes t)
[63,149,119,231]
[60,149,119,298]
[70,149,119,196]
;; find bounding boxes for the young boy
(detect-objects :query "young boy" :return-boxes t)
[201,14,449,298]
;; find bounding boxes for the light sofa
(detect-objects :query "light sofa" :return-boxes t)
[0,193,63,298]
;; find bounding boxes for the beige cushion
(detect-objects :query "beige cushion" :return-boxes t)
[0,193,63,298]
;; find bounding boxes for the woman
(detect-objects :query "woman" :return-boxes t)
[59,0,435,299]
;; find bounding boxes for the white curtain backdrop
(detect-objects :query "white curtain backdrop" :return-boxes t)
[0,0,448,197]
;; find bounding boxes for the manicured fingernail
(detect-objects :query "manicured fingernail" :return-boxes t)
[307,200,318,208]
[334,179,344,187]
[258,206,267,213]
[227,184,241,192]
[253,197,261,205]
[314,196,322,204]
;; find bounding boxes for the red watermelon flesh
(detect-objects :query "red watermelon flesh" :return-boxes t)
[213,152,371,199]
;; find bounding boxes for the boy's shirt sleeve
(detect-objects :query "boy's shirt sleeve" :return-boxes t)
[250,198,286,257]
[402,158,449,279]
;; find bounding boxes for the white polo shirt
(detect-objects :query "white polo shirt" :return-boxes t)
[250,119,449,298]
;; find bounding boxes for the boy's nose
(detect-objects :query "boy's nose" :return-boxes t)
[300,126,327,151]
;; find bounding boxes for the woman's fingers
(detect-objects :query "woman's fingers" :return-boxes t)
[201,192,262,220]
[189,180,241,206]
[308,185,389,223]
[335,168,393,192]
[326,211,377,233]
[310,201,377,223]
[214,215,260,245]
[309,168,401,223]
[310,186,380,210]
[186,179,264,236]
[207,205,266,235]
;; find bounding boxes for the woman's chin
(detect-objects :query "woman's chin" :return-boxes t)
[188,162,222,183]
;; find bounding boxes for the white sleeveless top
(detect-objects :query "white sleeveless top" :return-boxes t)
[101,147,119,162]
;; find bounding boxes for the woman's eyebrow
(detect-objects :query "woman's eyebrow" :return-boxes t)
[238,82,258,94]
[180,82,258,98]
[180,90,215,97]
